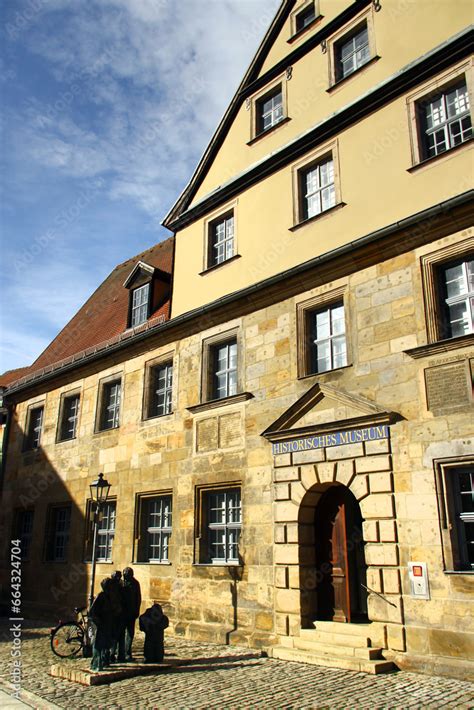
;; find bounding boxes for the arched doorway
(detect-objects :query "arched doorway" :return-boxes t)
[314,485,368,623]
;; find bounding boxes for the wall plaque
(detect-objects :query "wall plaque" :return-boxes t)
[425,359,473,414]
[271,425,389,456]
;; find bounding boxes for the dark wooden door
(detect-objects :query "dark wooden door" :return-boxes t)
[314,486,366,623]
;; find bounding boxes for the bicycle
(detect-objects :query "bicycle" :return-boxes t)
[50,606,93,658]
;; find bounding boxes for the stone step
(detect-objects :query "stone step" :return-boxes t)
[293,638,383,660]
[303,621,376,637]
[271,646,395,675]
[299,629,371,648]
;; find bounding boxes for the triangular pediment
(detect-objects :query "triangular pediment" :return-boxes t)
[262,382,400,440]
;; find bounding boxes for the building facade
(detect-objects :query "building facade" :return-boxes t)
[0,0,473,679]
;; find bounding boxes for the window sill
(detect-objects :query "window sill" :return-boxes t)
[134,561,172,565]
[287,15,323,44]
[298,363,352,380]
[404,333,474,359]
[193,562,242,567]
[407,138,473,173]
[327,55,380,93]
[247,116,291,146]
[94,426,120,435]
[56,437,78,445]
[142,412,173,423]
[187,392,254,415]
[443,569,474,575]
[199,254,241,276]
[84,560,114,564]
[290,202,346,232]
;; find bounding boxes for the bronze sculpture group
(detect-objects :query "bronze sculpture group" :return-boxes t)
[88,568,168,671]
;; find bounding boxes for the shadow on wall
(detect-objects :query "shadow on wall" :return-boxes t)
[0,410,90,621]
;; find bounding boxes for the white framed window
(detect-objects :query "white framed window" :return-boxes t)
[212,340,238,400]
[58,393,80,441]
[46,505,71,562]
[130,283,150,327]
[206,489,242,564]
[148,362,173,418]
[419,82,472,160]
[136,494,172,563]
[335,23,370,82]
[25,405,44,450]
[434,458,474,572]
[295,2,316,33]
[99,380,121,431]
[300,157,335,220]
[256,86,283,134]
[439,257,474,338]
[96,501,116,562]
[310,302,347,373]
[209,212,234,267]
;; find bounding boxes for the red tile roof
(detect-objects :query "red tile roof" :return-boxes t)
[3,237,174,390]
[0,367,32,387]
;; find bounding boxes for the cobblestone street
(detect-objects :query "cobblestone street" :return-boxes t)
[0,621,472,709]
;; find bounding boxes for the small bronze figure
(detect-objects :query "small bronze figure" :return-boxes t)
[121,567,141,662]
[139,603,169,663]
[89,578,114,672]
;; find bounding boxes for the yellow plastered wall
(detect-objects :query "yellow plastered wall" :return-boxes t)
[190,0,471,205]
[171,90,473,317]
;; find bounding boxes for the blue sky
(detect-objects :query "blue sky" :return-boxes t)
[1,0,280,373]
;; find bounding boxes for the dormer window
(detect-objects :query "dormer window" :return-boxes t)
[131,283,150,327]
[124,259,171,330]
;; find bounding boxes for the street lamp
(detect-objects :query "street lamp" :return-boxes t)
[88,473,111,608]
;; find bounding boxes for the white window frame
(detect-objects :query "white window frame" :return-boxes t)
[130,283,150,327]
[206,489,242,564]
[145,496,172,563]
[47,505,71,562]
[334,23,370,82]
[58,392,80,441]
[434,457,474,572]
[16,509,34,561]
[95,501,116,562]
[25,405,44,450]
[209,212,234,267]
[310,301,347,374]
[149,361,173,418]
[406,60,473,167]
[300,157,335,220]
[419,82,472,160]
[256,86,284,134]
[212,339,238,400]
[101,380,121,430]
[326,7,377,88]
[439,258,474,339]
[292,141,341,227]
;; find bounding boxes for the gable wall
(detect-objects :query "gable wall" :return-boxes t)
[189,1,471,206]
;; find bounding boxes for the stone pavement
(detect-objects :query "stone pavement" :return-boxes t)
[0,620,473,709]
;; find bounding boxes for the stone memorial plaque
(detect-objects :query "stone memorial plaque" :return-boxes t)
[219,412,242,449]
[425,360,473,414]
[196,417,218,452]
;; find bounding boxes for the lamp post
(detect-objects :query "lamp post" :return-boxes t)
[88,473,111,608]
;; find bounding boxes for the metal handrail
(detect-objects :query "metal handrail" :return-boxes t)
[360,582,397,608]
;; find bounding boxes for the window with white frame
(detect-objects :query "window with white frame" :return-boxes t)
[295,2,316,33]
[58,393,80,441]
[309,302,347,374]
[130,283,150,327]
[99,379,121,431]
[212,340,238,400]
[256,85,283,134]
[15,509,34,560]
[418,81,472,161]
[435,459,474,572]
[438,257,474,338]
[137,495,172,563]
[205,489,241,564]
[96,501,116,562]
[300,156,335,221]
[45,505,71,562]
[147,362,173,418]
[209,212,234,267]
[334,22,370,82]
[25,406,44,450]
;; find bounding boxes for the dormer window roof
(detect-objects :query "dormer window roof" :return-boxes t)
[123,259,172,330]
